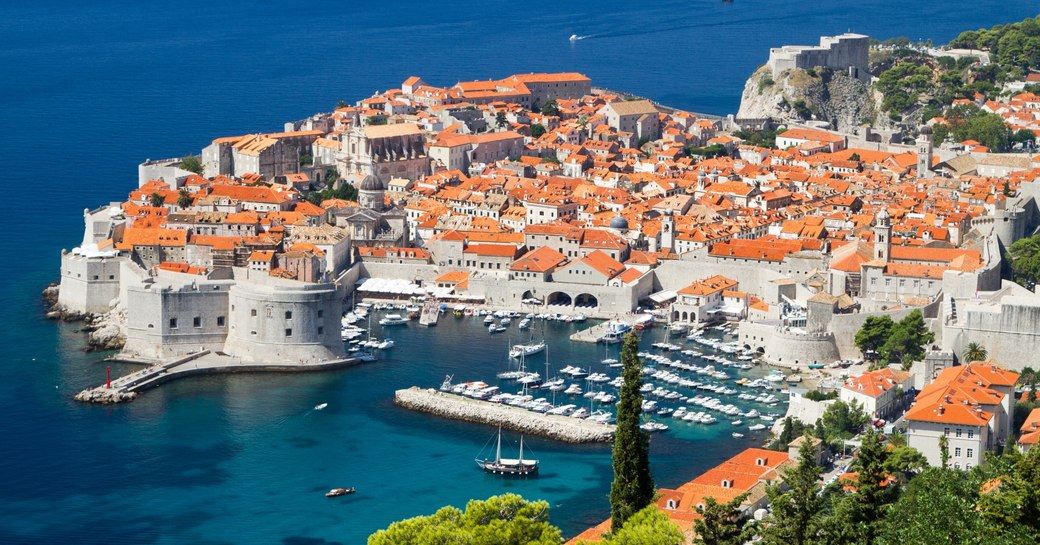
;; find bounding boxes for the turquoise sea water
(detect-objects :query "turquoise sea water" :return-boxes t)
[2,1,1039,543]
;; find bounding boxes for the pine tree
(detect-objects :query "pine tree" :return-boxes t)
[610,331,654,533]
[761,436,823,545]
[693,493,749,545]
[848,428,894,545]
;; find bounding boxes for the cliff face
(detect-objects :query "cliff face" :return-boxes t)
[737,66,875,133]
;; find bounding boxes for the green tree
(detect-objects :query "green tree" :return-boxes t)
[531,123,547,138]
[876,62,934,113]
[693,492,749,545]
[176,189,192,209]
[495,111,508,129]
[882,444,928,483]
[606,504,685,545]
[610,331,655,533]
[540,99,561,117]
[762,436,823,545]
[881,310,934,367]
[366,115,388,125]
[847,429,896,545]
[179,154,204,175]
[977,444,1040,543]
[938,434,951,470]
[335,100,348,109]
[1007,232,1040,287]
[855,315,895,361]
[819,399,869,445]
[964,342,988,363]
[367,494,562,545]
[877,467,981,545]
[148,191,164,207]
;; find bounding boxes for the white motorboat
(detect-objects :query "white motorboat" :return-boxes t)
[732,432,744,438]
[314,403,328,410]
[375,339,394,350]
[748,424,767,431]
[484,316,495,324]
[379,314,408,326]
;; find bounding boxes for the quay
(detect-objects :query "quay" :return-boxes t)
[570,316,639,344]
[75,351,360,404]
[394,387,616,443]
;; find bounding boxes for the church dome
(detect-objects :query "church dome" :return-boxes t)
[919,125,933,136]
[358,174,383,191]
[609,216,629,230]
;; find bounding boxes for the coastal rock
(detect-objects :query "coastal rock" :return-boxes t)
[74,388,137,404]
[737,65,875,133]
[85,307,127,351]
[395,387,615,444]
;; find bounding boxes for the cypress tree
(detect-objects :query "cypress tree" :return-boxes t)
[609,331,654,533]
[761,435,823,545]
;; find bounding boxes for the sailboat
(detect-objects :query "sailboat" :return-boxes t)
[475,427,539,476]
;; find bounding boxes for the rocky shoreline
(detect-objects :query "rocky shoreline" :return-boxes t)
[41,284,126,351]
[394,387,616,443]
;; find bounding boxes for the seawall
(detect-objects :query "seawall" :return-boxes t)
[394,387,615,443]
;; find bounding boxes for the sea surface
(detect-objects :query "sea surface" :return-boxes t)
[1,1,1037,543]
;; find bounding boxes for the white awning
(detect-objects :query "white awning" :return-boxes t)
[648,290,677,304]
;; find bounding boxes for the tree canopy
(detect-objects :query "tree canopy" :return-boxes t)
[880,310,935,367]
[540,99,561,117]
[693,493,749,545]
[855,315,894,361]
[367,494,561,545]
[1007,232,1040,288]
[610,331,655,533]
[179,154,204,175]
[608,504,685,545]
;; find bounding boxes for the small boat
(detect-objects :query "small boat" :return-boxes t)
[379,314,408,326]
[314,403,328,411]
[569,34,579,41]
[732,432,744,438]
[375,339,394,350]
[509,341,547,359]
[476,427,538,476]
[748,424,767,431]
[489,325,507,334]
[484,316,496,324]
[326,487,355,497]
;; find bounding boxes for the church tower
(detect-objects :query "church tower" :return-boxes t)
[916,125,933,177]
[357,174,385,212]
[874,208,892,262]
[660,209,675,251]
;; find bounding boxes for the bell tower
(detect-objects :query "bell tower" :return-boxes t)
[874,208,891,262]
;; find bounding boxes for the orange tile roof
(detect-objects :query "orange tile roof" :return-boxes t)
[511,246,568,272]
[678,275,738,296]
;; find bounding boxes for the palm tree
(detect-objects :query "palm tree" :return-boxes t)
[148,191,164,208]
[964,342,987,363]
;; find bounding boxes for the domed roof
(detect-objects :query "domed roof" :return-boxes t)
[920,125,933,135]
[609,216,629,230]
[358,174,383,191]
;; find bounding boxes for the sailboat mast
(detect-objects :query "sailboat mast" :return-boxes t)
[519,435,524,461]
[496,426,502,462]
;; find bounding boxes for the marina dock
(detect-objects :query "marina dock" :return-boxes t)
[394,387,616,443]
[75,352,361,404]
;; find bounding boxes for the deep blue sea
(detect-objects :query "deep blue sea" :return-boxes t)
[1,1,1037,543]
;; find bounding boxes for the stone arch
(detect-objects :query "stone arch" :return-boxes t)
[547,292,572,307]
[521,290,542,304]
[574,293,598,308]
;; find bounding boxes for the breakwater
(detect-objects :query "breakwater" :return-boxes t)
[394,387,616,443]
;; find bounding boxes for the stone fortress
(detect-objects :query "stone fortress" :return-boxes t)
[767,33,871,81]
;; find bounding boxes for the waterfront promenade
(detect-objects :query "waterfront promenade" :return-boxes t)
[395,387,616,443]
[75,352,360,404]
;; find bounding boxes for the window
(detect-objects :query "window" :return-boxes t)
[317,327,323,335]
[966,464,972,470]
[193,317,201,328]
[956,428,962,438]
[285,328,292,337]
[944,427,950,436]
[169,318,178,329]
[251,309,257,317]
[250,330,256,336]
[285,311,293,320]
[109,275,115,280]
[955,447,961,457]
[318,310,323,318]
[968,429,974,439]
[955,463,961,470]
[967,448,973,459]
[217,316,225,327]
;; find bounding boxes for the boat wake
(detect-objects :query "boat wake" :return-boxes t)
[570,13,802,42]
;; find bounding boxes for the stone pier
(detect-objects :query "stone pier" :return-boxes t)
[394,387,615,443]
